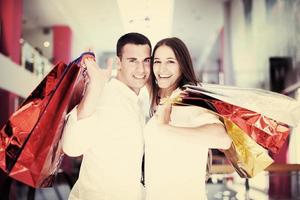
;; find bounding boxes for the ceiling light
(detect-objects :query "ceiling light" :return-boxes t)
[117,0,174,45]
[43,41,50,48]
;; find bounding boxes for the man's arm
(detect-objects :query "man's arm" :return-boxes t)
[62,57,113,156]
[77,58,113,119]
[62,106,99,157]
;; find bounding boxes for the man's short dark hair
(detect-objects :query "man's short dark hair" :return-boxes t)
[116,32,151,58]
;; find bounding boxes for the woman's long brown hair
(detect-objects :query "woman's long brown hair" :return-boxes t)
[149,37,198,116]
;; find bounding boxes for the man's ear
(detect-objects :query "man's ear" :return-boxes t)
[115,56,121,71]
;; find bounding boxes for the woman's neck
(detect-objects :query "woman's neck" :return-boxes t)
[159,86,177,99]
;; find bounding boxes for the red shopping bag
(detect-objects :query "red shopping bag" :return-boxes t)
[212,101,290,154]
[179,85,292,154]
[165,84,297,178]
[0,59,86,187]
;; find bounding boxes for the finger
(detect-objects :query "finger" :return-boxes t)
[155,106,164,122]
[164,104,172,123]
[82,69,90,84]
[81,55,90,66]
[84,74,90,84]
[179,93,187,98]
[83,58,93,65]
[181,91,188,95]
[82,68,87,77]
[84,59,97,71]
[163,104,171,120]
[156,104,172,124]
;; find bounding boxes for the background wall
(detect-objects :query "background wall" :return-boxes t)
[230,0,300,90]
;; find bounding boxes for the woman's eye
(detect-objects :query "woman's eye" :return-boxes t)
[167,60,175,64]
[154,60,161,64]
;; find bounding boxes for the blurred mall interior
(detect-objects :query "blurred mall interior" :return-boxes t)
[0,0,300,199]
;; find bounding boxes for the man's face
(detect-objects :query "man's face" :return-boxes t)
[117,44,151,95]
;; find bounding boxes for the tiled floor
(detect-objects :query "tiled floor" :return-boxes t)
[4,173,299,200]
[9,182,263,200]
[13,183,70,200]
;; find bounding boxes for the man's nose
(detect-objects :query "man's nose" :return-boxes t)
[136,61,145,73]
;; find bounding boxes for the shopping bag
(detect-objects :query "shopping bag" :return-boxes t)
[223,118,273,178]
[179,85,293,154]
[0,52,92,187]
[163,84,299,177]
[183,84,300,126]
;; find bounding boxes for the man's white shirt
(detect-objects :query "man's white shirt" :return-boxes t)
[62,78,145,200]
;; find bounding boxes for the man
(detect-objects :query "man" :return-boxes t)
[62,32,151,200]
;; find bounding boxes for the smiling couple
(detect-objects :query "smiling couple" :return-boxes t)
[62,32,231,200]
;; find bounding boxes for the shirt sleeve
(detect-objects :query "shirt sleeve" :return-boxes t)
[191,110,223,126]
[169,105,223,128]
[62,106,99,157]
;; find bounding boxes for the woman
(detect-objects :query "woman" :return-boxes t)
[144,37,231,200]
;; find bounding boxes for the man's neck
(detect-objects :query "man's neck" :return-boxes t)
[115,76,140,95]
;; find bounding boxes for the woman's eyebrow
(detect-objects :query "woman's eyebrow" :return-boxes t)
[153,57,175,60]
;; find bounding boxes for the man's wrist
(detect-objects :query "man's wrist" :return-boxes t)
[86,79,106,93]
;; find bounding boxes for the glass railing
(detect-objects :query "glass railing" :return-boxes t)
[21,40,53,80]
[209,163,300,200]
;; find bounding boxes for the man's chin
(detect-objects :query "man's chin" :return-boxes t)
[133,81,147,89]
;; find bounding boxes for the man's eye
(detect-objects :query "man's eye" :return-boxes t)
[144,59,151,63]
[154,60,161,64]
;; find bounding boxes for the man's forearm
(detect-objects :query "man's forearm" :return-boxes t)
[77,80,105,119]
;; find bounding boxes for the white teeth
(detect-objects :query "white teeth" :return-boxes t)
[133,75,145,79]
[159,74,172,78]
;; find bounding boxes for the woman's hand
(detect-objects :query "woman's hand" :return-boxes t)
[155,103,172,124]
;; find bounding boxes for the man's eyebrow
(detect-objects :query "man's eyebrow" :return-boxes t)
[126,57,137,60]
[144,57,151,60]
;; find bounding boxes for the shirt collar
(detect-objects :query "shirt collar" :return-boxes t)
[109,78,140,104]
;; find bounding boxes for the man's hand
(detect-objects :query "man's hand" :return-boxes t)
[77,57,113,120]
[83,57,113,86]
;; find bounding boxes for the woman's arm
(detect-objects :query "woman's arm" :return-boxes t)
[158,122,231,149]
[156,103,232,150]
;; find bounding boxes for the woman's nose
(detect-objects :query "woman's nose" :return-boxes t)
[158,63,168,73]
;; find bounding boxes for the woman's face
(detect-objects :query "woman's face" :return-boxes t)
[153,45,182,92]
